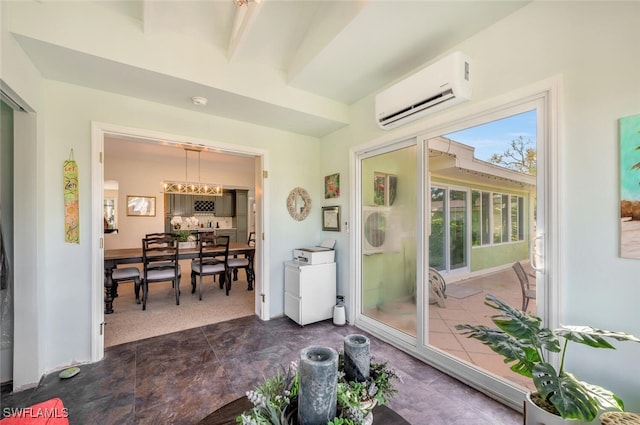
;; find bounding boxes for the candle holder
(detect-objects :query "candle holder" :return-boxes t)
[298,346,338,425]
[343,334,370,382]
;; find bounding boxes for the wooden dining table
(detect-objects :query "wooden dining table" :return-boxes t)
[103,242,255,314]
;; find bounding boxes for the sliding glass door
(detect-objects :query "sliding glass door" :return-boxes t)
[354,88,557,408]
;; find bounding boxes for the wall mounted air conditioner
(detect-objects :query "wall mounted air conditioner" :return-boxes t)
[375,51,472,130]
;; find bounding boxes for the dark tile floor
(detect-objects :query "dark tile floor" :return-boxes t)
[1,316,523,424]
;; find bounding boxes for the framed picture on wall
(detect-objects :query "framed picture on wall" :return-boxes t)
[620,114,640,259]
[325,173,340,199]
[126,195,156,217]
[322,206,341,231]
[373,172,397,206]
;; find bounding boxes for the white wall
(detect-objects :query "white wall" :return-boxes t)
[39,79,327,371]
[321,1,640,411]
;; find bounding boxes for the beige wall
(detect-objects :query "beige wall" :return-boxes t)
[103,137,255,249]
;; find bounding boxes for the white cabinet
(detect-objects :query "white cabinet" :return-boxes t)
[284,261,336,326]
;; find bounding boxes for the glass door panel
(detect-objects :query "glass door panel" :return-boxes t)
[426,109,538,391]
[449,189,467,270]
[429,187,445,271]
[361,144,417,337]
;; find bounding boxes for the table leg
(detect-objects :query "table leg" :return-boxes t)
[104,263,115,314]
[247,251,254,291]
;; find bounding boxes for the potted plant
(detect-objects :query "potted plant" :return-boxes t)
[455,294,640,424]
[237,356,398,425]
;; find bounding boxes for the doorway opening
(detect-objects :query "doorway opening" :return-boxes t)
[92,123,269,361]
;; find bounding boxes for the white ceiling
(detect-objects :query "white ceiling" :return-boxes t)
[11,0,529,137]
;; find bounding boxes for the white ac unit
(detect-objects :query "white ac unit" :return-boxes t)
[375,51,472,130]
[362,207,401,255]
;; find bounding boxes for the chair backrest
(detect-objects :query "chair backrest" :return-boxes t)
[142,234,179,272]
[145,232,170,238]
[144,232,174,247]
[248,231,256,246]
[512,261,530,291]
[198,234,230,266]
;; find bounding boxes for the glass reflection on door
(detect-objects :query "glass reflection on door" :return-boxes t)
[430,187,468,272]
[426,110,538,391]
[361,145,417,337]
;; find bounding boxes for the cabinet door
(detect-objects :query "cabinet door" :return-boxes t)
[227,192,236,216]
[217,191,236,217]
[164,194,173,215]
[217,229,237,242]
[173,195,185,216]
[235,190,248,242]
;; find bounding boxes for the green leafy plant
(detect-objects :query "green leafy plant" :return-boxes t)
[175,229,192,242]
[237,356,398,425]
[455,294,640,422]
[237,363,299,425]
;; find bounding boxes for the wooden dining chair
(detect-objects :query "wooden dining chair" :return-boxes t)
[228,232,255,290]
[191,234,230,299]
[145,232,180,271]
[141,233,181,310]
[110,266,142,304]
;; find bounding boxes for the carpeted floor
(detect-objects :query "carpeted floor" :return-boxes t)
[105,267,255,347]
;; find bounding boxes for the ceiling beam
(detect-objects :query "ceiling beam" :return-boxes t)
[227,0,265,62]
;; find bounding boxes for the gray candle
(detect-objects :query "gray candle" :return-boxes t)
[343,334,370,382]
[298,346,338,425]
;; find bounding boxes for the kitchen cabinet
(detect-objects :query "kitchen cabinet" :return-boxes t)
[215,229,237,243]
[216,190,236,217]
[193,196,215,213]
[165,194,193,217]
[235,189,248,243]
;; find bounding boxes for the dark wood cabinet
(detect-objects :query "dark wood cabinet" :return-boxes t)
[216,190,236,217]
[235,190,248,243]
[215,229,237,243]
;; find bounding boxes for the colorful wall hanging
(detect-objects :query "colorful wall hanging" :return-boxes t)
[620,114,640,259]
[64,150,79,243]
[324,173,340,199]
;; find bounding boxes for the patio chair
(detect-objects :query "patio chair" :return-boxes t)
[428,267,447,308]
[512,261,536,311]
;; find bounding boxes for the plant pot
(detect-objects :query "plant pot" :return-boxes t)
[525,393,595,425]
[178,241,196,249]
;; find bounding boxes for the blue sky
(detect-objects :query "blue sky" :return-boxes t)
[620,115,640,201]
[444,110,537,162]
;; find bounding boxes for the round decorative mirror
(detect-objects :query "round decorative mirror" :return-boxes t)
[287,187,312,221]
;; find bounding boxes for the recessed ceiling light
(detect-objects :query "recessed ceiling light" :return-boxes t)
[192,96,208,106]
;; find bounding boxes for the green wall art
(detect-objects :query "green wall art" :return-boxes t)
[620,114,640,259]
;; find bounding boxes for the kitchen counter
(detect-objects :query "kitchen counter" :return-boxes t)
[195,227,236,232]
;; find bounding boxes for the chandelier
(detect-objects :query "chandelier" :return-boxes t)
[163,149,223,197]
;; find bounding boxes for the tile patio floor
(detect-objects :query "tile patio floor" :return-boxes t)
[366,264,537,391]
